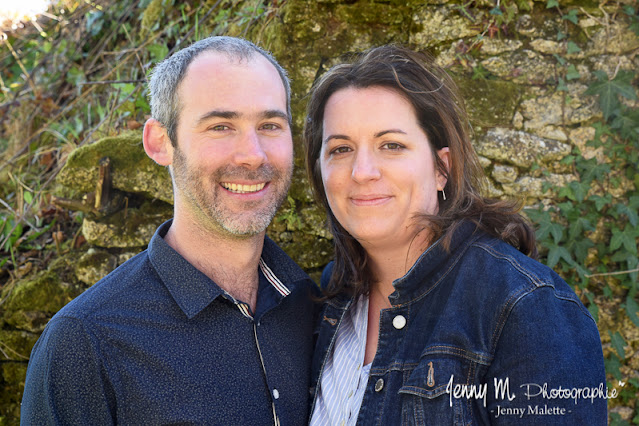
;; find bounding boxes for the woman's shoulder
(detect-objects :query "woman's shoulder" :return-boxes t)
[461,233,592,318]
[468,233,563,287]
[320,261,334,290]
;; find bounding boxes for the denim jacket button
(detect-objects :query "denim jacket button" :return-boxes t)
[392,315,406,329]
[375,378,384,392]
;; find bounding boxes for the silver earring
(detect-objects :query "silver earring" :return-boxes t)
[441,188,446,201]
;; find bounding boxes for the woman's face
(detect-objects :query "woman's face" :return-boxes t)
[319,86,449,249]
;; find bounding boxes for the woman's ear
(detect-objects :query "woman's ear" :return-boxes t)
[436,147,450,190]
[143,119,173,166]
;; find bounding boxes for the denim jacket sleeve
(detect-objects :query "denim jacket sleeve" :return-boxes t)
[482,283,608,425]
[21,316,116,425]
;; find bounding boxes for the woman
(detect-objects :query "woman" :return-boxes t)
[304,45,608,425]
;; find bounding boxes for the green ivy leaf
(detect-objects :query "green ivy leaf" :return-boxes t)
[573,238,594,263]
[570,180,588,202]
[565,64,580,80]
[550,223,564,244]
[546,243,572,268]
[556,77,569,92]
[553,53,567,65]
[591,194,612,211]
[609,331,626,360]
[615,203,639,227]
[546,0,559,8]
[585,71,638,119]
[605,353,623,380]
[610,228,624,251]
[611,106,639,140]
[566,41,581,54]
[626,296,639,328]
[562,9,579,25]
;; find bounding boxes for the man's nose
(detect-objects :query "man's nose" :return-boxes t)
[233,130,267,169]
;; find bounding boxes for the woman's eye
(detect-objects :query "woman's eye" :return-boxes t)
[330,146,352,155]
[383,142,403,150]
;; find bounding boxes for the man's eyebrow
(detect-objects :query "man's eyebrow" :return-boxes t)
[196,109,289,126]
[196,110,239,126]
[260,109,289,121]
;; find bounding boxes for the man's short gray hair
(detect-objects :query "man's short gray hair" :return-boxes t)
[148,36,291,146]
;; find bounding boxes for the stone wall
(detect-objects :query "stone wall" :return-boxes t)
[1,0,637,423]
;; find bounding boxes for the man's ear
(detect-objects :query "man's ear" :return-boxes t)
[436,147,450,190]
[143,118,173,166]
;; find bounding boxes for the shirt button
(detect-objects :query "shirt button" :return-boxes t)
[392,315,406,329]
[375,378,384,392]
[273,389,279,399]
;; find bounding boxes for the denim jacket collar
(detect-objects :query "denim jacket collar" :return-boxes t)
[389,221,481,306]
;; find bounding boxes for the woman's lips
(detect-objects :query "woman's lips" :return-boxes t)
[349,194,392,206]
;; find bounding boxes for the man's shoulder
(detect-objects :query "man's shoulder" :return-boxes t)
[55,248,158,321]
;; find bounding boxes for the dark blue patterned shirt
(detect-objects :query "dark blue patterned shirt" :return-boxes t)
[21,220,317,425]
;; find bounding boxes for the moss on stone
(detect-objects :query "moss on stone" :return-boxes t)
[1,249,86,333]
[2,271,75,332]
[0,330,38,361]
[455,76,523,128]
[55,131,173,204]
[82,199,173,248]
[0,362,26,425]
[75,249,118,285]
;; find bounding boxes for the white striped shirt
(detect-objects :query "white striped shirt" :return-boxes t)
[310,295,371,426]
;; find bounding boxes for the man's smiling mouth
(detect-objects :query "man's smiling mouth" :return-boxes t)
[220,182,267,194]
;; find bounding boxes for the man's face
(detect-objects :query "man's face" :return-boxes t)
[170,52,293,237]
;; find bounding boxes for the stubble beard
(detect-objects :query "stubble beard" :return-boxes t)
[171,146,292,237]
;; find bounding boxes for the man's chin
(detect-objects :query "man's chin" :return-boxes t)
[215,212,275,238]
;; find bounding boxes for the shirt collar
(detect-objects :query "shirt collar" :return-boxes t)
[147,220,313,319]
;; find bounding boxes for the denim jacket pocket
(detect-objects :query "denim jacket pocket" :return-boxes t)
[398,354,474,426]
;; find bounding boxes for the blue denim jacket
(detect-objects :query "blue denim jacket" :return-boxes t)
[311,222,608,425]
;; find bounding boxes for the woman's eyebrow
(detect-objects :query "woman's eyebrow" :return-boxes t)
[374,129,406,138]
[323,134,351,144]
[323,129,407,144]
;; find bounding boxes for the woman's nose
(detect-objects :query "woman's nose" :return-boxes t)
[351,150,381,183]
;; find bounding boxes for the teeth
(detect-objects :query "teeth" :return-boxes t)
[221,182,266,194]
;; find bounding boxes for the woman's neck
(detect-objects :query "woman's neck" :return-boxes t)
[364,229,431,299]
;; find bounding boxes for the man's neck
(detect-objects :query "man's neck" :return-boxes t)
[164,213,265,312]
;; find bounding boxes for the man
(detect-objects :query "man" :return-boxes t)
[21,36,316,425]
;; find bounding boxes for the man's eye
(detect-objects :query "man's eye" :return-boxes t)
[261,123,281,131]
[210,125,230,131]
